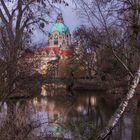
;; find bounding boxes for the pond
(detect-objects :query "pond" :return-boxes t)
[0,88,139,140]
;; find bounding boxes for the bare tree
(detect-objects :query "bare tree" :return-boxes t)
[73,26,97,79]
[70,0,140,139]
[0,0,49,97]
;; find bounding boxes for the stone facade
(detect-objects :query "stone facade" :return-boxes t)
[33,13,72,75]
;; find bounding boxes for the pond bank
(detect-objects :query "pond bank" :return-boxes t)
[4,78,140,100]
[72,79,128,94]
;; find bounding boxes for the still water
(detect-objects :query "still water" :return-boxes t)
[0,88,140,140]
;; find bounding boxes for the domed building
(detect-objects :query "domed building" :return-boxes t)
[48,13,72,59]
[35,13,72,75]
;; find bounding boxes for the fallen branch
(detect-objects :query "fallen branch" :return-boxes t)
[96,65,140,140]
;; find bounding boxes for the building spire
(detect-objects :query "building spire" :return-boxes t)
[56,12,64,23]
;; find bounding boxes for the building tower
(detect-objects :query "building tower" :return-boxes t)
[47,13,72,59]
[35,13,72,75]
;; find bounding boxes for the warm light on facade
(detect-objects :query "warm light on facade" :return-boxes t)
[41,84,47,96]
[41,64,47,75]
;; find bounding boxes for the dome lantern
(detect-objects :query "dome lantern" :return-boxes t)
[56,13,64,23]
[50,13,69,34]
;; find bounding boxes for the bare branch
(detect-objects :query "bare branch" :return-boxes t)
[0,0,11,20]
[0,8,8,24]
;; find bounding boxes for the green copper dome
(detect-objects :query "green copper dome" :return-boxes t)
[50,23,68,34]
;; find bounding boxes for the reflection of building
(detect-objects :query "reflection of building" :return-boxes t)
[32,97,67,122]
[31,94,98,138]
[32,97,68,137]
[34,13,72,75]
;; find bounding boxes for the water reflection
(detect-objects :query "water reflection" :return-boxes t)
[0,91,139,140]
[107,97,140,140]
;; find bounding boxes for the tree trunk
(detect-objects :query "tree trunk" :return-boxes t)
[96,65,140,140]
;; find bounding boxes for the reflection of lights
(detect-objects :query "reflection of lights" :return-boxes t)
[90,96,96,106]
[41,85,47,96]
[33,98,38,106]
[86,96,97,106]
[49,102,55,110]
[41,99,48,106]
[77,105,84,112]
[40,99,48,111]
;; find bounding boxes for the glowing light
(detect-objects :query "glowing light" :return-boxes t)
[86,96,97,106]
[90,96,96,106]
[41,85,47,96]
[77,105,84,112]
[41,64,47,75]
